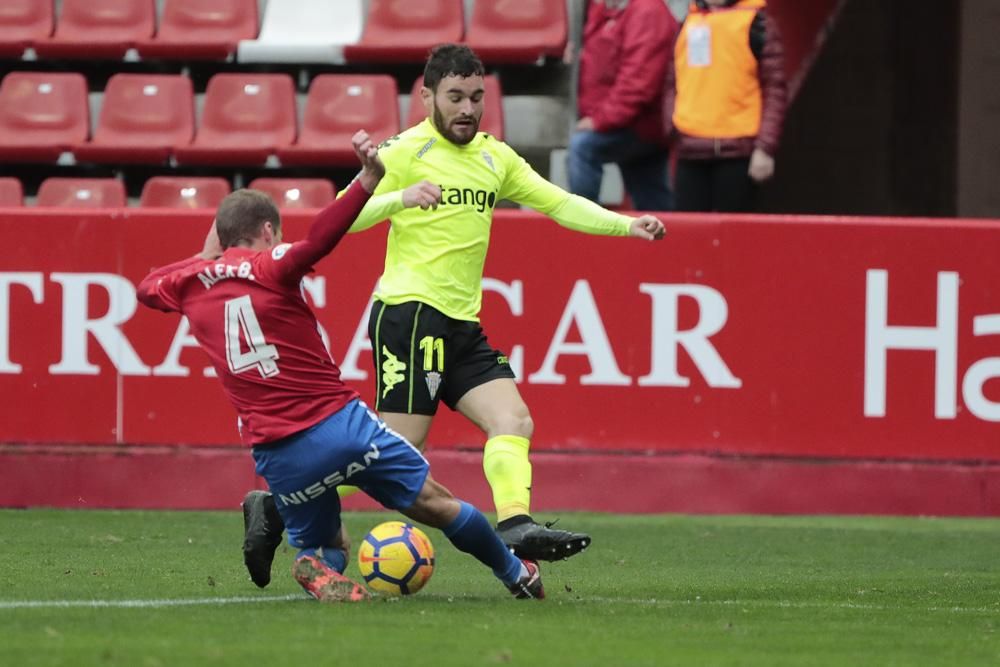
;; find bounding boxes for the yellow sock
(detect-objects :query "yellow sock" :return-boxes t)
[337,485,360,499]
[482,435,532,522]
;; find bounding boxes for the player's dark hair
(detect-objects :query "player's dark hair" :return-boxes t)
[215,189,281,249]
[423,43,485,92]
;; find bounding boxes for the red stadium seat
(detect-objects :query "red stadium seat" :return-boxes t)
[248,178,336,208]
[139,177,231,208]
[35,0,155,60]
[36,177,126,207]
[138,0,259,61]
[465,0,567,64]
[406,75,504,141]
[0,178,24,206]
[0,72,89,162]
[74,74,194,165]
[343,0,463,64]
[0,0,54,58]
[174,73,297,166]
[278,74,399,167]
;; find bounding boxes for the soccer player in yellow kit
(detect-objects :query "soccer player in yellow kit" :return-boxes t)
[242,44,665,587]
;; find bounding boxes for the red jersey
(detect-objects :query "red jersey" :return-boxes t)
[137,183,371,446]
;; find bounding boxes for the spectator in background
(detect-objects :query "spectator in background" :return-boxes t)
[567,0,678,211]
[664,0,787,212]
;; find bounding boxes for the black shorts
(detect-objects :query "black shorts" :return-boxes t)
[368,300,516,415]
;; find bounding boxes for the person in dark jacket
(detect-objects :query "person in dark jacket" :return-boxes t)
[567,0,678,211]
[664,0,787,212]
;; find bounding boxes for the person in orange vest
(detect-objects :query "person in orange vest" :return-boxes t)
[664,0,787,212]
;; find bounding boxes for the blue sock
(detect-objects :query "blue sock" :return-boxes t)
[444,501,523,586]
[296,547,347,574]
[319,547,347,574]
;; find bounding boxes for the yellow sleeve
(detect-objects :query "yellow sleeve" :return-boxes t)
[547,194,633,236]
[348,191,406,233]
[340,133,410,233]
[497,143,632,236]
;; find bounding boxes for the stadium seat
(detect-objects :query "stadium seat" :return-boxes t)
[248,178,336,208]
[406,75,505,141]
[137,0,258,61]
[0,178,24,206]
[139,177,231,208]
[0,72,89,163]
[343,0,464,64]
[173,74,296,166]
[237,0,363,64]
[0,0,54,58]
[278,74,399,167]
[34,0,155,60]
[36,177,126,208]
[465,0,567,64]
[74,74,194,165]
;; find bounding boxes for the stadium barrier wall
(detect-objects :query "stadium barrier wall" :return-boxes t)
[1,208,999,515]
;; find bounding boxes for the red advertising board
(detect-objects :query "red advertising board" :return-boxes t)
[2,208,999,465]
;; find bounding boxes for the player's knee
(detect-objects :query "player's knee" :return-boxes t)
[490,409,533,440]
[402,478,458,529]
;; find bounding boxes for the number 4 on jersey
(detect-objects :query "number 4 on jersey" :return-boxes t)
[225,295,280,378]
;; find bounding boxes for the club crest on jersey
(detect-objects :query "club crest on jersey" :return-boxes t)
[425,371,442,400]
[481,151,495,172]
[271,243,291,260]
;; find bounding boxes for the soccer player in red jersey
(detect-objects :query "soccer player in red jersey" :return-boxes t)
[136,131,544,601]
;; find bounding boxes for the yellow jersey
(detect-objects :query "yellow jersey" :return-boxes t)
[349,118,633,321]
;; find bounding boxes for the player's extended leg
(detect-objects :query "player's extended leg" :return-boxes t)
[345,400,543,599]
[399,476,544,599]
[456,378,592,561]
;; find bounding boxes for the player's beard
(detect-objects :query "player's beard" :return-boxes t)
[433,104,479,145]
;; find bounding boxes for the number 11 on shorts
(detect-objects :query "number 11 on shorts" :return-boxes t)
[419,336,444,372]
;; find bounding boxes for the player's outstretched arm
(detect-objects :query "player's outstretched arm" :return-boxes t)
[628,215,666,241]
[273,131,383,283]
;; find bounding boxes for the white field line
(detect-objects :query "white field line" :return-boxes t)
[0,594,305,609]
[0,594,997,614]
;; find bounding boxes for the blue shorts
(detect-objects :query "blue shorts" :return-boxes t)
[251,398,429,549]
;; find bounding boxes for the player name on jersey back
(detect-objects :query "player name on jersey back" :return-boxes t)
[197,261,257,290]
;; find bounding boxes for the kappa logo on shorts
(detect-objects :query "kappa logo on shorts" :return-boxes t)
[381,346,406,398]
[425,371,441,400]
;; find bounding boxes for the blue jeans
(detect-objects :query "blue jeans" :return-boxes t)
[568,128,673,212]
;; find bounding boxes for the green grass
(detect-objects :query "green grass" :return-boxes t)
[1,510,999,666]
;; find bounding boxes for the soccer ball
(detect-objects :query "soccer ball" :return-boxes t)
[357,521,435,595]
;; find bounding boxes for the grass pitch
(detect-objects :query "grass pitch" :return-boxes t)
[1,509,998,666]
